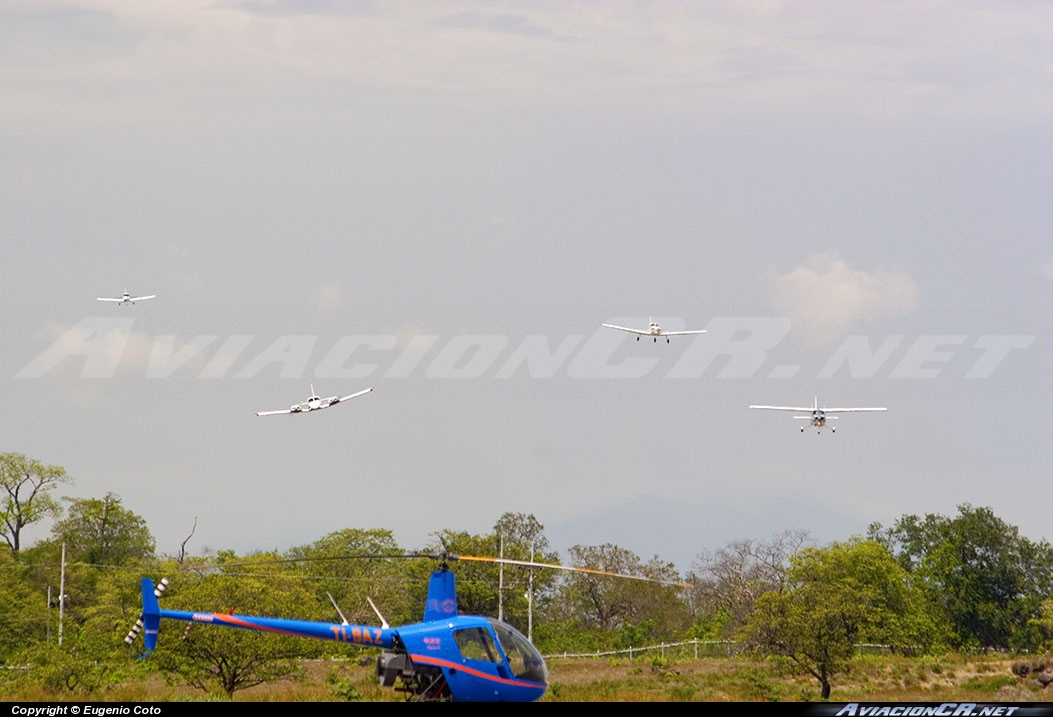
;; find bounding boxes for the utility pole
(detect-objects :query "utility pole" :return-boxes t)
[497,533,504,622]
[58,542,66,646]
[527,542,535,642]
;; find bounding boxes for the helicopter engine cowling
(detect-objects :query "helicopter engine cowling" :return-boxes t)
[376,651,408,687]
[377,650,450,701]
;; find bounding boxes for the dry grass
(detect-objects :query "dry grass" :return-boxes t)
[541,654,1053,702]
[4,654,1052,702]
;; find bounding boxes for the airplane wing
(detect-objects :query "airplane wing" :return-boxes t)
[601,323,650,336]
[333,386,375,404]
[97,297,123,302]
[256,404,308,416]
[822,407,887,413]
[130,295,156,302]
[661,330,708,336]
[749,405,815,412]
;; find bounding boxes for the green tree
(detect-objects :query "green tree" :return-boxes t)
[45,493,155,566]
[426,515,562,637]
[148,570,324,698]
[0,551,50,660]
[1031,597,1053,652]
[284,528,417,633]
[0,452,71,557]
[869,504,1053,650]
[4,558,156,694]
[742,538,932,699]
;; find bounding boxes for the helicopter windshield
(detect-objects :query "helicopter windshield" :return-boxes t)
[488,620,548,684]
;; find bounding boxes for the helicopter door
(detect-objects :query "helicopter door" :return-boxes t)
[453,627,502,664]
[451,626,510,679]
[447,624,547,701]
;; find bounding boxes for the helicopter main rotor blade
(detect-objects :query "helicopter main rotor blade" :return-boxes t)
[452,554,691,588]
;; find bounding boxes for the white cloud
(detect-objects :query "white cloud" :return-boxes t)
[26,319,206,384]
[309,282,343,312]
[1039,258,1053,280]
[165,242,206,294]
[766,254,918,344]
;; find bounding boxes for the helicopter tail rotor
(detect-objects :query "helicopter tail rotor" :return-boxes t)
[129,577,167,655]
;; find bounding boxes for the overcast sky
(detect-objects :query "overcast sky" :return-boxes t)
[3,0,1050,574]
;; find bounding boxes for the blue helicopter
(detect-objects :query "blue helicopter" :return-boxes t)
[128,552,689,702]
[129,554,554,702]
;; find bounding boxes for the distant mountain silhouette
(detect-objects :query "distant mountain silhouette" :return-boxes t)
[546,493,867,574]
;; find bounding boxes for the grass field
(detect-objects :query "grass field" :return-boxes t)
[4,653,1052,702]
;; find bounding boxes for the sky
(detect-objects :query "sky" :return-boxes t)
[2,0,1050,575]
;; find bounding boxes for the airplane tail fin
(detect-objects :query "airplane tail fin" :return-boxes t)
[813,396,818,410]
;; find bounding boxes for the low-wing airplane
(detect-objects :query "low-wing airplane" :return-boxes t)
[749,396,886,433]
[97,289,156,305]
[256,385,373,416]
[601,317,708,343]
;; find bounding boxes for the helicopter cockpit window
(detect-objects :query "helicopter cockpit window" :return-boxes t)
[452,627,500,664]
[489,620,549,684]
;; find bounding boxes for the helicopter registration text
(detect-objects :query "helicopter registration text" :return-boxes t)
[329,626,384,644]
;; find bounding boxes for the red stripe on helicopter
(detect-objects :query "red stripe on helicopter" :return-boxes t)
[409,653,546,689]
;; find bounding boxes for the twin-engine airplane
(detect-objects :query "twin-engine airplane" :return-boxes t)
[601,317,708,343]
[256,385,373,416]
[97,289,156,305]
[749,396,886,433]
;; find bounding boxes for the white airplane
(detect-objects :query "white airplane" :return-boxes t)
[97,289,156,306]
[601,317,708,343]
[256,385,373,417]
[749,396,886,433]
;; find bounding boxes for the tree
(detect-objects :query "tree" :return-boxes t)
[689,530,810,638]
[553,543,690,643]
[742,539,932,699]
[45,493,155,566]
[0,550,50,660]
[1031,597,1053,653]
[149,570,324,697]
[868,504,1053,651]
[284,528,417,631]
[426,519,562,636]
[493,512,550,555]
[0,452,71,557]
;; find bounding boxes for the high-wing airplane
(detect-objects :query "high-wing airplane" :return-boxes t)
[749,396,886,433]
[601,317,708,343]
[97,289,156,305]
[256,385,373,416]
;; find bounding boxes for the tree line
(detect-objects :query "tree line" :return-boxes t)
[2,451,1052,699]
